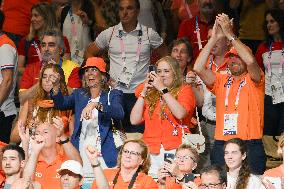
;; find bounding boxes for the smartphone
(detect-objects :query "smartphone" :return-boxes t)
[263,177,281,189]
[183,173,195,183]
[148,65,157,73]
[164,153,175,163]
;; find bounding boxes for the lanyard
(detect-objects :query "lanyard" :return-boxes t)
[33,40,42,62]
[267,42,284,76]
[112,169,139,189]
[225,77,246,110]
[118,27,142,64]
[194,16,202,50]
[183,0,193,19]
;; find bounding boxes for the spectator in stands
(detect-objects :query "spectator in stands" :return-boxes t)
[0,10,18,144]
[1,144,40,188]
[19,29,81,105]
[177,0,216,59]
[0,141,7,186]
[170,38,204,107]
[224,138,265,189]
[61,0,95,65]
[10,64,70,143]
[183,164,227,189]
[1,0,51,47]
[51,57,124,187]
[85,0,168,140]
[23,120,81,189]
[157,144,200,188]
[131,56,196,178]
[91,139,158,188]
[194,14,265,174]
[255,9,284,137]
[18,3,71,78]
[228,0,269,54]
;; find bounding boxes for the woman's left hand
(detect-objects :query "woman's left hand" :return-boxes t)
[185,71,197,85]
[80,102,97,121]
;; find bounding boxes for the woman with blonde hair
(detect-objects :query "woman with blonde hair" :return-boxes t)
[91,139,158,189]
[10,64,70,143]
[130,56,196,178]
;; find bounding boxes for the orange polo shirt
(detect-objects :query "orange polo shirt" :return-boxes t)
[205,56,229,74]
[34,152,68,189]
[210,72,264,141]
[91,168,158,189]
[264,165,284,177]
[135,84,196,154]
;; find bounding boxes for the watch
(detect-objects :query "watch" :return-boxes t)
[160,88,169,95]
[59,137,69,145]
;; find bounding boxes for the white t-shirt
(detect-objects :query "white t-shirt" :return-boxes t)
[79,97,107,184]
[227,173,266,189]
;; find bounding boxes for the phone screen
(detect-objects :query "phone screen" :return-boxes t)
[183,173,195,183]
[148,65,157,73]
[164,153,175,163]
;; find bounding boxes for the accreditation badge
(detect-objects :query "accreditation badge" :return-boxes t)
[271,81,284,104]
[223,113,238,135]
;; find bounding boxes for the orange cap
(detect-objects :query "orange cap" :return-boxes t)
[81,57,106,73]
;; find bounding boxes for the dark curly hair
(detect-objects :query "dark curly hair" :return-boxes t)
[224,138,251,189]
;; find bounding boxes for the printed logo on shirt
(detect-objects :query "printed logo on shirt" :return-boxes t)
[35,172,43,178]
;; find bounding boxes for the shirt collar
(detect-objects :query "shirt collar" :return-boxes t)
[117,22,142,34]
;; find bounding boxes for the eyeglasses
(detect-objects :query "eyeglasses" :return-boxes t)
[175,155,196,162]
[122,149,141,157]
[199,183,223,189]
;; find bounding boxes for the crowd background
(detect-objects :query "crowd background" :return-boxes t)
[0,0,283,189]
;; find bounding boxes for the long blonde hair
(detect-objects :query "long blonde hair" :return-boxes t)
[145,56,183,118]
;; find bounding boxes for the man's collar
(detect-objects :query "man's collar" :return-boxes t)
[117,22,142,33]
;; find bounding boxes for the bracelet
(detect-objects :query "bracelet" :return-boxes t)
[59,137,69,145]
[91,161,100,168]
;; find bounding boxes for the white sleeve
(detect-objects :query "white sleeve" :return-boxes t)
[0,44,17,70]
[94,27,115,50]
[202,85,216,121]
[148,27,163,49]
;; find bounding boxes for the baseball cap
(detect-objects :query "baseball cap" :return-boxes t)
[81,57,106,73]
[57,160,83,177]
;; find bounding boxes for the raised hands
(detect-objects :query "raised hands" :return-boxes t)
[85,145,100,166]
[18,120,30,145]
[52,116,66,139]
[215,13,234,39]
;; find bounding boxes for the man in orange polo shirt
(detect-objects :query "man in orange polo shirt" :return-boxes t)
[194,13,265,175]
[22,117,82,189]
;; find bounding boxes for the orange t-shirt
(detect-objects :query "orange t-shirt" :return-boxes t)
[2,0,51,36]
[264,165,284,177]
[135,84,196,154]
[34,152,68,189]
[210,72,265,141]
[91,168,158,189]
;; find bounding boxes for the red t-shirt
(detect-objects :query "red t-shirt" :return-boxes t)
[2,0,51,36]
[177,16,209,62]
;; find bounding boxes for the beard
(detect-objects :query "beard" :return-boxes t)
[229,62,244,76]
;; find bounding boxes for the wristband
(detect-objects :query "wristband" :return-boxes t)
[91,161,100,168]
[139,92,146,98]
[160,88,169,95]
[59,137,69,145]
